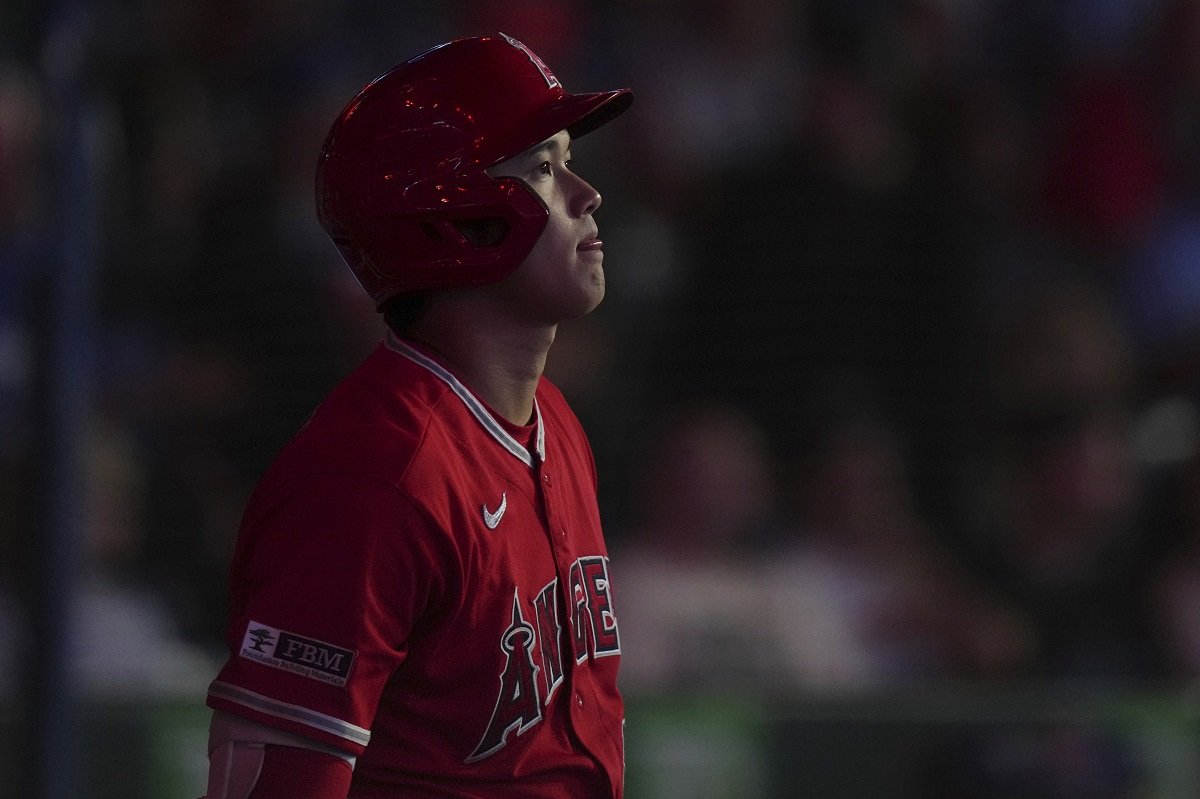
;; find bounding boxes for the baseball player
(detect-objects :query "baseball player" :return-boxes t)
[202,34,632,798]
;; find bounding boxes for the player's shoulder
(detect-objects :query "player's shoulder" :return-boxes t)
[535,375,584,432]
[266,341,457,486]
[534,373,568,405]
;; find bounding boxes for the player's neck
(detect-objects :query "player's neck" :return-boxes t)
[407,303,555,426]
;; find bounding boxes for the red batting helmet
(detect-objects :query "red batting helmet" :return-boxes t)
[316,33,633,307]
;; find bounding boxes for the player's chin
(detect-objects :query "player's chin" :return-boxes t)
[584,282,605,314]
[585,263,606,306]
[563,274,605,319]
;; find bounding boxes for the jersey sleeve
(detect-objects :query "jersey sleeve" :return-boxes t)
[207,471,448,756]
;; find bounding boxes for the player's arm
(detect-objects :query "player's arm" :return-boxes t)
[204,710,354,799]
[207,476,449,797]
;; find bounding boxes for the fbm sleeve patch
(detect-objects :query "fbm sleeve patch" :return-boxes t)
[239,621,356,687]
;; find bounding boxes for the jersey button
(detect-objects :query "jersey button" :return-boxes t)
[576,692,584,708]
[543,473,552,487]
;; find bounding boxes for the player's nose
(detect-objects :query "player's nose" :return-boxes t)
[567,170,601,217]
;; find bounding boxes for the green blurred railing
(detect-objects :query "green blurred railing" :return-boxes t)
[3,685,1200,797]
[624,685,1200,799]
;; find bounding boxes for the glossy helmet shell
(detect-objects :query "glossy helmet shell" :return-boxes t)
[316,33,633,307]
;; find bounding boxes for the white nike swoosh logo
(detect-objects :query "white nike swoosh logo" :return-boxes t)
[482,492,507,530]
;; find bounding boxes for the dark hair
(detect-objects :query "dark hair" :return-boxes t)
[382,294,431,336]
[380,216,509,335]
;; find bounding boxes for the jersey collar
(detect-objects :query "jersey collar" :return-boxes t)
[385,332,546,468]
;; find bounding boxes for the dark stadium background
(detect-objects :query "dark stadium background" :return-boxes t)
[5,0,1200,796]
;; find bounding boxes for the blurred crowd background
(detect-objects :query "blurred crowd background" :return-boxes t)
[6,0,1200,796]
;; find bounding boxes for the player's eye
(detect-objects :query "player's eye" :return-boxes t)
[536,162,553,177]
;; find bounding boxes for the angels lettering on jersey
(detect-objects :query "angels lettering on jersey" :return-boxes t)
[468,555,619,762]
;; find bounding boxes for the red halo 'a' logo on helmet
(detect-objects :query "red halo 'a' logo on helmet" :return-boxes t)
[499,32,561,90]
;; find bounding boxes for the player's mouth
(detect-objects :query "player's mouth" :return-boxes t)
[577,238,603,252]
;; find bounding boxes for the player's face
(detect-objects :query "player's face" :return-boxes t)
[487,130,606,322]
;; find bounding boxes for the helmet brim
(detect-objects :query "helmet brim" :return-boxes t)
[482,87,633,168]
[564,88,634,139]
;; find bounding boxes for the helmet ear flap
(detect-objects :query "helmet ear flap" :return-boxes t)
[340,175,549,306]
[400,171,548,263]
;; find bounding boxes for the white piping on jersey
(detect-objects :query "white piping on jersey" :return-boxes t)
[208,680,371,748]
[386,332,547,467]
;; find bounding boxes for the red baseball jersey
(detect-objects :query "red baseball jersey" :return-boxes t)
[207,333,625,797]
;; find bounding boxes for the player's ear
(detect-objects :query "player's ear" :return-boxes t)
[452,216,510,247]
